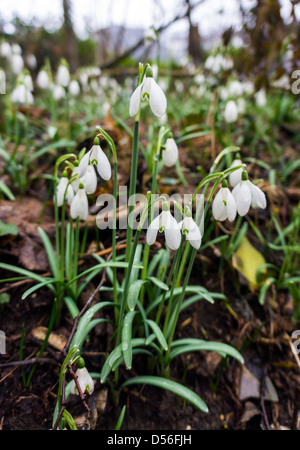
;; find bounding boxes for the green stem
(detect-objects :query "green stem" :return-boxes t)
[125,119,140,262]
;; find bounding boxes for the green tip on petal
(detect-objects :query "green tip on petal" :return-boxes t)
[77,357,85,369]
[242,170,248,181]
[162,200,169,212]
[222,179,228,188]
[145,65,153,78]
[79,182,84,190]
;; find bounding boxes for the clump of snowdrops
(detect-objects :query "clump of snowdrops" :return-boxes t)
[49,63,267,429]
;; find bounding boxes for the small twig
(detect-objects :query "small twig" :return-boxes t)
[0,357,56,368]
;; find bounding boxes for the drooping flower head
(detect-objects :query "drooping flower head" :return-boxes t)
[70,182,89,220]
[232,170,267,217]
[70,358,94,396]
[78,137,111,181]
[180,208,202,249]
[146,200,181,251]
[56,170,74,207]
[129,65,167,118]
[162,137,179,167]
[212,179,237,222]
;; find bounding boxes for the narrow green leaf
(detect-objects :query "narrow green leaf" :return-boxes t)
[145,319,168,351]
[21,278,57,300]
[127,279,149,311]
[114,405,126,430]
[38,227,58,278]
[147,276,169,292]
[121,376,209,413]
[170,339,244,364]
[121,311,136,369]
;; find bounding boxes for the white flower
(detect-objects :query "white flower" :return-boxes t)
[56,63,70,87]
[37,69,50,90]
[224,100,238,123]
[56,177,74,206]
[70,367,94,396]
[78,142,111,181]
[11,53,24,75]
[255,89,267,107]
[180,216,202,249]
[69,79,80,96]
[129,71,167,118]
[228,80,243,97]
[52,84,65,100]
[70,188,89,220]
[80,165,98,195]
[146,207,181,251]
[232,177,266,216]
[11,83,34,104]
[26,54,37,69]
[0,42,11,58]
[229,159,244,188]
[212,185,237,222]
[162,138,178,167]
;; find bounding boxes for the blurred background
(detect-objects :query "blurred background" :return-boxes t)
[0,0,300,83]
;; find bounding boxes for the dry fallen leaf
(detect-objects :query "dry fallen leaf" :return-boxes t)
[232,236,266,290]
[31,326,67,351]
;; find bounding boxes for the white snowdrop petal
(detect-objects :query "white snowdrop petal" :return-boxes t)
[212,189,227,221]
[226,191,237,222]
[78,150,91,178]
[146,214,161,245]
[185,218,202,249]
[148,78,167,117]
[233,181,251,216]
[56,177,68,206]
[129,83,143,117]
[83,165,97,194]
[96,148,112,181]
[248,181,266,209]
[229,159,243,187]
[70,189,88,220]
[162,138,178,167]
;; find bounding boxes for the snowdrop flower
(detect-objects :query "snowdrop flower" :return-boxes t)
[255,89,267,107]
[78,138,111,181]
[180,211,202,249]
[0,42,11,58]
[146,201,181,250]
[70,366,94,396]
[52,84,65,100]
[11,44,22,54]
[37,69,50,90]
[129,66,167,118]
[69,79,80,96]
[11,53,24,75]
[144,27,157,47]
[70,184,89,220]
[228,80,243,97]
[80,165,98,195]
[162,138,178,167]
[228,158,244,188]
[212,180,237,222]
[11,83,34,105]
[26,54,37,69]
[224,100,238,123]
[20,71,33,91]
[56,174,74,206]
[232,171,266,216]
[56,61,70,87]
